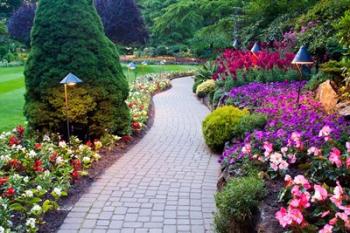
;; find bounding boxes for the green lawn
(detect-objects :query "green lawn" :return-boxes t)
[0,64,196,132]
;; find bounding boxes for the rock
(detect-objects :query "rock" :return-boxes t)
[316,80,339,113]
[337,101,350,117]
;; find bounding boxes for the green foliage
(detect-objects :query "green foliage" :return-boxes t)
[24,0,130,138]
[215,175,266,232]
[202,106,249,151]
[335,10,350,47]
[234,113,267,139]
[196,79,215,98]
[192,61,217,93]
[305,71,332,90]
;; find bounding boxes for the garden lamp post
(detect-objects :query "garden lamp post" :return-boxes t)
[250,42,261,55]
[60,73,83,141]
[233,39,240,49]
[291,45,313,107]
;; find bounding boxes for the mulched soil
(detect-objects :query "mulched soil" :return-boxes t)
[39,100,156,233]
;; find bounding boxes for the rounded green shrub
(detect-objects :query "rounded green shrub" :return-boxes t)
[24,0,130,138]
[202,106,249,151]
[233,113,267,139]
[215,175,266,232]
[196,79,215,98]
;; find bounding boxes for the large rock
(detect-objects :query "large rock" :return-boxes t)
[337,101,350,117]
[316,80,339,113]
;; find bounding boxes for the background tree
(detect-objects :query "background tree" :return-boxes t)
[0,0,22,18]
[24,0,130,138]
[95,0,148,46]
[7,2,36,46]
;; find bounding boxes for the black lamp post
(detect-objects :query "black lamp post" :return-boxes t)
[233,39,240,49]
[60,73,83,141]
[291,46,313,107]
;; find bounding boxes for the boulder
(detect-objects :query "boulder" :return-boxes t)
[316,80,339,113]
[337,101,350,117]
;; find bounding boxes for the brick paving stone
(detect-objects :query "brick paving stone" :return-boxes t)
[59,77,219,232]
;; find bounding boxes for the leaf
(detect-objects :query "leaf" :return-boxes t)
[9,203,27,212]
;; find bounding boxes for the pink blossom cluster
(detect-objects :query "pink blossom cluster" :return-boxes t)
[276,175,350,232]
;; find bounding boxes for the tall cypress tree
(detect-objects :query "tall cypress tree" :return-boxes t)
[24,0,130,138]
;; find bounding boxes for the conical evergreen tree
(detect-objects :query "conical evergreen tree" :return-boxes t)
[24,0,130,138]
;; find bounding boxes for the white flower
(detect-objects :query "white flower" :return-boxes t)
[26,218,36,228]
[37,185,42,191]
[44,170,50,177]
[23,176,29,183]
[30,204,42,214]
[53,187,62,197]
[0,226,4,233]
[59,141,67,148]
[79,145,85,151]
[13,174,22,180]
[0,155,10,162]
[29,150,37,158]
[24,190,33,198]
[270,152,283,164]
[43,135,51,142]
[82,157,91,163]
[56,156,64,165]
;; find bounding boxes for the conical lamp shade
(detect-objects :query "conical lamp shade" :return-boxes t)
[292,46,313,64]
[233,39,240,49]
[251,42,261,54]
[60,73,83,84]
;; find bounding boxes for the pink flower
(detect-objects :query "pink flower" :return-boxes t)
[319,125,332,141]
[346,142,350,153]
[294,175,311,190]
[336,212,349,223]
[312,185,328,202]
[288,153,296,164]
[308,147,322,156]
[241,143,252,154]
[330,181,344,207]
[279,160,289,170]
[321,210,330,218]
[263,141,273,157]
[275,207,292,228]
[288,207,304,224]
[319,224,333,233]
[329,147,342,168]
[291,185,302,197]
[346,157,350,169]
[284,175,293,187]
[290,192,310,209]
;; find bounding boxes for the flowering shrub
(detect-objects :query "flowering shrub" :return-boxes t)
[213,49,295,80]
[0,126,102,232]
[127,73,171,133]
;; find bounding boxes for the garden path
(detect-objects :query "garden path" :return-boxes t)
[58,77,219,233]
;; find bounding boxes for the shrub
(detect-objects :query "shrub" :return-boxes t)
[24,0,130,139]
[215,175,266,232]
[233,113,267,139]
[202,106,249,151]
[193,61,217,93]
[196,79,215,98]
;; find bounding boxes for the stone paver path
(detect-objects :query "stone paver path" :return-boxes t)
[58,77,219,233]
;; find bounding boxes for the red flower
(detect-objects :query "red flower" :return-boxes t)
[5,187,16,197]
[131,122,141,130]
[71,159,81,170]
[34,143,42,150]
[71,170,79,180]
[9,159,21,170]
[49,151,58,163]
[0,177,8,186]
[8,135,19,146]
[121,135,133,143]
[85,140,92,148]
[33,160,44,172]
[16,125,25,137]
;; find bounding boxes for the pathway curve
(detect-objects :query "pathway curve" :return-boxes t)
[58,77,219,233]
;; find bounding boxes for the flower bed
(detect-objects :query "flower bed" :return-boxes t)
[216,81,350,232]
[0,126,102,232]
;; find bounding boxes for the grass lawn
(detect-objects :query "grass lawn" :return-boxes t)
[0,64,196,132]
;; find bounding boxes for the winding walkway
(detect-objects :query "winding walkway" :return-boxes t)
[58,77,219,233]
